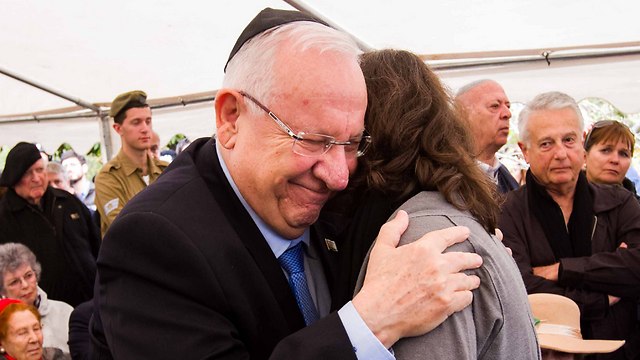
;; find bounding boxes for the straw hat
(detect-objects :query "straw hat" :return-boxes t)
[529,293,625,354]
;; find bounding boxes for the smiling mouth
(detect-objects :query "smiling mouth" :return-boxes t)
[291,183,330,203]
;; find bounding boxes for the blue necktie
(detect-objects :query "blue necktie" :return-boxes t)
[278,242,319,326]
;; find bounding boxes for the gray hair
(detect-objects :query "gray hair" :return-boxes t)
[223,21,362,115]
[518,91,584,144]
[0,243,41,294]
[455,79,497,99]
[46,161,68,182]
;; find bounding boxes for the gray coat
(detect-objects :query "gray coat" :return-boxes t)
[356,191,540,360]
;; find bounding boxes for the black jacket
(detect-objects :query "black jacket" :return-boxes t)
[501,181,640,359]
[0,187,99,306]
[93,138,355,359]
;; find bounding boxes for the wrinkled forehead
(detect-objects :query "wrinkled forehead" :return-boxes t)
[4,263,33,278]
[528,108,582,138]
[7,310,40,329]
[273,49,366,122]
[272,94,367,138]
[476,81,508,101]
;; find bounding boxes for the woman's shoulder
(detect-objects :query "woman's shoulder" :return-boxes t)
[400,191,483,230]
[398,191,492,248]
[399,191,455,215]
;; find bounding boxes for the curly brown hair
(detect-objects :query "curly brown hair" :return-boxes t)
[353,49,499,231]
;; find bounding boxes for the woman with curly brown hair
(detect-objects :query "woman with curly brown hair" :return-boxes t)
[341,49,539,359]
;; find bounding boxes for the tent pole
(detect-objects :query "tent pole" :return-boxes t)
[98,115,114,161]
[0,66,113,158]
[0,66,101,113]
[281,0,374,52]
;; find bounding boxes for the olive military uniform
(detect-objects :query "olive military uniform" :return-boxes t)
[95,150,168,236]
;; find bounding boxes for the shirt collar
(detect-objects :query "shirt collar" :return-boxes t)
[215,143,309,258]
[477,157,501,175]
[116,150,164,177]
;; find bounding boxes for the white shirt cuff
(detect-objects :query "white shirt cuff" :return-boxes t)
[338,301,395,360]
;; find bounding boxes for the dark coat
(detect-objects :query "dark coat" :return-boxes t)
[496,163,519,193]
[0,187,99,307]
[93,138,355,359]
[500,182,640,359]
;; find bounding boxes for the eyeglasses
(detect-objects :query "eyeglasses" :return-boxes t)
[5,270,37,290]
[240,91,371,157]
[584,120,633,150]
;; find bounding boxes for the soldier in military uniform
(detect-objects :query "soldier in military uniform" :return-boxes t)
[95,90,168,237]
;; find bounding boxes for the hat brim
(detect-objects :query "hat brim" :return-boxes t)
[539,334,625,354]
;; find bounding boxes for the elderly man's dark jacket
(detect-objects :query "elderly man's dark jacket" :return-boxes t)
[500,181,640,359]
[0,187,99,307]
[93,137,355,359]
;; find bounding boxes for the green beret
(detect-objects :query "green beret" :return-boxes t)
[109,90,148,118]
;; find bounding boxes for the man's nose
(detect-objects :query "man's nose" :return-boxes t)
[554,145,568,159]
[314,146,351,191]
[501,105,512,120]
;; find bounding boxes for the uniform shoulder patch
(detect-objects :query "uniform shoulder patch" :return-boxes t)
[104,198,119,215]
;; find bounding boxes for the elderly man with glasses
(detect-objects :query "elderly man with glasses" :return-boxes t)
[93,8,483,359]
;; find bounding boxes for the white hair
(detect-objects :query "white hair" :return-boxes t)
[46,161,68,183]
[454,79,496,99]
[223,21,362,115]
[518,91,584,144]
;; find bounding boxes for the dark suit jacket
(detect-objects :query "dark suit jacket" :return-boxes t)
[94,138,356,359]
[496,163,519,194]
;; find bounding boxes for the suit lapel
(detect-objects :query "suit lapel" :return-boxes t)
[311,220,342,311]
[192,138,305,331]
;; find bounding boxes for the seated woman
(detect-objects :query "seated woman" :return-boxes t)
[0,244,72,355]
[0,298,67,360]
[584,120,638,197]
[349,49,539,359]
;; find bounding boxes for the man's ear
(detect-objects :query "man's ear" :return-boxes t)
[112,123,122,136]
[518,142,530,163]
[215,90,243,149]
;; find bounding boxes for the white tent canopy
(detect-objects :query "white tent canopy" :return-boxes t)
[2,0,639,155]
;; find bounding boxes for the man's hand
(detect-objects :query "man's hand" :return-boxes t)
[352,210,482,348]
[532,263,559,281]
[608,295,621,306]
